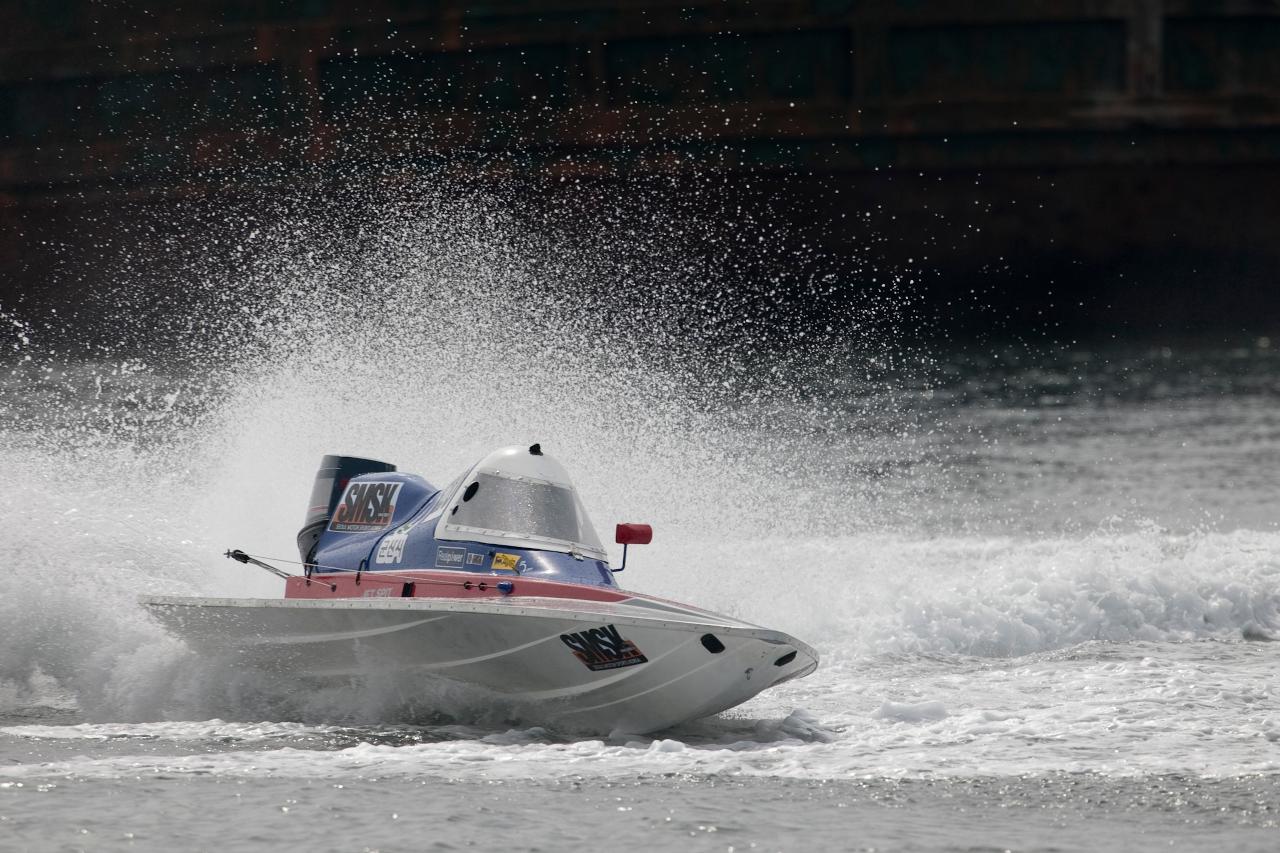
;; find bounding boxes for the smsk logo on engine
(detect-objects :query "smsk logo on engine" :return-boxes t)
[329,481,402,532]
[560,624,648,672]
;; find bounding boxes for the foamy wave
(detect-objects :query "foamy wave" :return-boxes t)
[855,529,1280,656]
[0,720,339,743]
[4,708,1277,782]
[656,528,1280,658]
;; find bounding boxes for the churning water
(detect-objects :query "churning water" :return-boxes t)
[1,183,1278,851]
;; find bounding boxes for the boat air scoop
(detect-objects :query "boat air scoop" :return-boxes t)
[296,454,396,564]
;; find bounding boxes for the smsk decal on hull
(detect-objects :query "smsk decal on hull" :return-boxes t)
[560,624,648,672]
[329,481,402,532]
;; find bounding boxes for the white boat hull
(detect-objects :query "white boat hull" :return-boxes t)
[142,594,819,734]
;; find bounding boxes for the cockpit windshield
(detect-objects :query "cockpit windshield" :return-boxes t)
[442,470,605,556]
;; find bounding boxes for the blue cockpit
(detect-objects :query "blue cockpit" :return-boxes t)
[304,445,617,587]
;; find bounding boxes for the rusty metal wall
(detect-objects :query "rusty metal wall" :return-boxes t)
[2,1,1279,332]
[3,2,1278,187]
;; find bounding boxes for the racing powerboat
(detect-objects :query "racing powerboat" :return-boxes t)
[142,445,818,734]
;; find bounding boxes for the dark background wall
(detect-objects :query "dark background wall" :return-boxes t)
[3,1,1279,338]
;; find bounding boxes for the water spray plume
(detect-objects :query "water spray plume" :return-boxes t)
[1,171,1275,725]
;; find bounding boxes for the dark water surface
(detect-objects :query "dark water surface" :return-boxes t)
[3,769,1278,852]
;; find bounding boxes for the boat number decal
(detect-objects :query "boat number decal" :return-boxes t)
[491,552,519,572]
[375,533,407,564]
[436,545,467,569]
[560,624,648,672]
[466,553,485,566]
[329,481,402,532]
[375,518,422,564]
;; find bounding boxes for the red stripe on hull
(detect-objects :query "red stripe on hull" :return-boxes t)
[284,570,631,603]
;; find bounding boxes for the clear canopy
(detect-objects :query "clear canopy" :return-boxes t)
[441,470,605,557]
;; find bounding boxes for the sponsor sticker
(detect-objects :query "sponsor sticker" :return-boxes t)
[375,518,420,565]
[435,545,467,569]
[329,481,402,532]
[560,624,648,672]
[491,552,520,572]
[466,552,485,566]
[375,533,407,565]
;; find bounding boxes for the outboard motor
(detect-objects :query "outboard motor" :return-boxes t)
[296,454,396,565]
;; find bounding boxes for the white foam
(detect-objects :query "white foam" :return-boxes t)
[7,635,1278,782]
[0,720,338,743]
[874,700,949,721]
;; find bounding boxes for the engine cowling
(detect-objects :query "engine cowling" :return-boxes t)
[296,454,396,565]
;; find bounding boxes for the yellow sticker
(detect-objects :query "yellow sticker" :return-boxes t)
[491,552,519,572]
